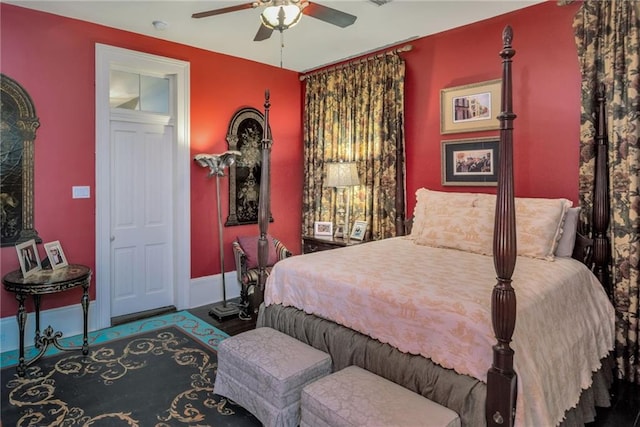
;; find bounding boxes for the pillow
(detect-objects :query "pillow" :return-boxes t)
[408,188,430,240]
[555,207,580,258]
[412,189,572,261]
[237,235,279,269]
[414,189,495,255]
[513,197,572,261]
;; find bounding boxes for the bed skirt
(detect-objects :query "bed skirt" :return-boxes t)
[257,303,613,427]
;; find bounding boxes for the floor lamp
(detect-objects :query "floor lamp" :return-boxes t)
[326,162,361,239]
[194,150,242,321]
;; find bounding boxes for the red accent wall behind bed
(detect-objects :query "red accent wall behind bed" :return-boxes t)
[402,1,582,216]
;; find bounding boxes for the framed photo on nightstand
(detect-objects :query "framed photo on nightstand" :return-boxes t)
[350,221,368,241]
[314,221,333,237]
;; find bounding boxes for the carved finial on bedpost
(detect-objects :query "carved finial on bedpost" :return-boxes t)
[502,25,513,48]
[255,89,273,316]
[487,25,518,427]
[498,26,516,131]
[592,83,611,296]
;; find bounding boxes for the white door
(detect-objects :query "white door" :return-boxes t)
[95,44,190,331]
[109,120,174,317]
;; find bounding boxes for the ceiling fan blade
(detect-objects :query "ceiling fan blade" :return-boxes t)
[192,3,254,19]
[254,24,274,41]
[304,2,357,28]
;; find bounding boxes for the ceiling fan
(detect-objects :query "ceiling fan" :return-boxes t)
[192,0,358,42]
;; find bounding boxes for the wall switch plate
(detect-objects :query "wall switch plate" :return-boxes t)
[72,186,90,199]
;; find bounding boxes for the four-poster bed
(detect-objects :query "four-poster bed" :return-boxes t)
[252,26,615,427]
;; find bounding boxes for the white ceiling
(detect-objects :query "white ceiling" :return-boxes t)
[6,0,543,72]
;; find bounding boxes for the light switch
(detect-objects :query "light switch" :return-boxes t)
[72,186,90,199]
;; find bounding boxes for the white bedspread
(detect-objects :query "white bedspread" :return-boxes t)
[264,237,615,427]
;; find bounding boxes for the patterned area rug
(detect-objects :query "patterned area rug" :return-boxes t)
[1,311,261,426]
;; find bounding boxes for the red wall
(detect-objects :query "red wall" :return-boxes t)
[0,1,582,318]
[402,1,582,216]
[0,4,303,317]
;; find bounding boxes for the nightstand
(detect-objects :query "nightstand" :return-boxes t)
[302,235,364,254]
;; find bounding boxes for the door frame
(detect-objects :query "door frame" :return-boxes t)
[95,44,190,330]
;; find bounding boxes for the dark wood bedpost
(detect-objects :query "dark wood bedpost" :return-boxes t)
[486,25,518,427]
[254,89,272,315]
[395,127,406,236]
[592,84,611,296]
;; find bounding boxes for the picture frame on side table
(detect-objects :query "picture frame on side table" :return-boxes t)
[334,224,345,238]
[440,79,501,134]
[441,136,500,186]
[44,240,68,269]
[16,239,41,277]
[350,220,368,241]
[314,221,333,237]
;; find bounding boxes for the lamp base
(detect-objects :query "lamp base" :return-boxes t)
[208,301,240,322]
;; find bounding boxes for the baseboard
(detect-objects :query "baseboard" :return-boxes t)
[189,271,241,308]
[0,301,98,354]
[0,272,241,353]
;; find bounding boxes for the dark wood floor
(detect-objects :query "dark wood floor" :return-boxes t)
[189,300,257,336]
[188,304,639,427]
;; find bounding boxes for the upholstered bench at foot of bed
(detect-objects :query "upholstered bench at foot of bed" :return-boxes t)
[214,327,332,427]
[301,365,461,427]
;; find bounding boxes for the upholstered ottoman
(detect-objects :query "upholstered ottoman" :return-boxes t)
[301,365,461,427]
[214,327,332,427]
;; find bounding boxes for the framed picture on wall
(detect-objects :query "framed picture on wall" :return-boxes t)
[440,79,501,134]
[1,74,42,248]
[441,136,500,186]
[44,240,68,269]
[224,107,274,226]
[15,239,41,277]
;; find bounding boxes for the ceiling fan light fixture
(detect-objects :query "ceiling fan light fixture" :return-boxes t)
[260,2,303,31]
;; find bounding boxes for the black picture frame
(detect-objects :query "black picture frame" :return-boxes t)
[225,107,273,226]
[441,136,500,186]
[1,74,42,247]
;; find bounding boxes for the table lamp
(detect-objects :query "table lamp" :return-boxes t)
[326,161,360,238]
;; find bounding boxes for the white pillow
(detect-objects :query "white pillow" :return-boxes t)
[513,197,573,261]
[413,189,494,255]
[410,189,572,261]
[453,193,572,260]
[555,207,580,258]
[408,188,430,240]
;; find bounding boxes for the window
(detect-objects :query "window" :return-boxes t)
[109,70,169,114]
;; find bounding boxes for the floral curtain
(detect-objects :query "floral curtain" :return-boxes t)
[302,54,406,240]
[572,0,640,384]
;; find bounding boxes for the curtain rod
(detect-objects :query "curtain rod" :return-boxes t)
[299,44,413,81]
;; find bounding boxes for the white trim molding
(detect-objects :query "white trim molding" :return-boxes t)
[95,44,191,330]
[1,301,98,353]
[0,274,239,352]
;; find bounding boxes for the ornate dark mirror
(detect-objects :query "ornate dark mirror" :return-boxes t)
[225,107,273,226]
[1,74,41,247]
